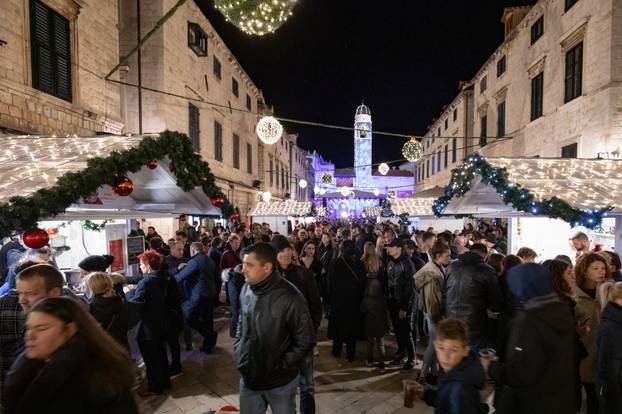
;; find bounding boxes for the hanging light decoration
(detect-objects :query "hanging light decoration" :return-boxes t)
[256,116,283,145]
[214,0,298,36]
[373,189,380,197]
[340,186,351,197]
[402,139,424,162]
[321,172,333,184]
[298,179,308,189]
[378,163,390,175]
[262,191,272,203]
[210,196,225,207]
[230,212,239,221]
[313,185,321,194]
[23,228,49,249]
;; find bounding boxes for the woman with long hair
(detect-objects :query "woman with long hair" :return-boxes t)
[127,251,171,396]
[300,240,322,286]
[597,281,622,413]
[360,241,388,372]
[327,240,366,362]
[317,232,335,314]
[573,253,610,414]
[3,297,137,413]
[85,272,130,350]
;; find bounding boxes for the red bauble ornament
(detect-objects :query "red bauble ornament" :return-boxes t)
[112,176,134,197]
[230,212,239,221]
[147,159,158,169]
[211,196,224,207]
[23,228,49,249]
[168,161,175,173]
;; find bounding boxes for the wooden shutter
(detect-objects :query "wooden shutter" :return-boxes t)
[188,104,200,151]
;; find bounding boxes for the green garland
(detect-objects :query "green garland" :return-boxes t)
[433,153,612,229]
[0,131,234,238]
[82,220,109,232]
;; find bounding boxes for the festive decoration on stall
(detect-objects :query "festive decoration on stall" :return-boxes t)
[378,163,390,176]
[47,227,58,236]
[256,116,283,145]
[112,176,134,197]
[168,161,175,173]
[211,196,225,207]
[298,179,308,189]
[433,153,613,229]
[214,0,298,36]
[402,139,424,162]
[321,172,333,184]
[147,159,158,170]
[0,131,235,238]
[262,191,272,203]
[230,211,239,221]
[23,228,49,249]
[82,220,109,232]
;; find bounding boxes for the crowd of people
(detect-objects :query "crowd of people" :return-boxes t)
[0,219,621,414]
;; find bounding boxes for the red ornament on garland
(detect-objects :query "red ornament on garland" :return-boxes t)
[211,196,224,207]
[168,161,175,173]
[112,176,134,197]
[147,159,158,169]
[23,228,49,249]
[230,212,239,221]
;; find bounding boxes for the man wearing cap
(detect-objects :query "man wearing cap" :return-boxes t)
[271,235,322,414]
[385,238,416,370]
[444,243,502,351]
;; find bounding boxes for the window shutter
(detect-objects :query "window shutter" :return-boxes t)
[188,104,200,151]
[31,1,55,95]
[53,13,71,101]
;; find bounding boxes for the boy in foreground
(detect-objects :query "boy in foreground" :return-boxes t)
[420,319,488,414]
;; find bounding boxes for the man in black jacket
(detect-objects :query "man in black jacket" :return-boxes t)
[444,243,502,351]
[385,238,416,370]
[271,235,322,414]
[236,243,315,414]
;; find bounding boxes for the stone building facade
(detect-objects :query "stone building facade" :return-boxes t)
[117,0,305,219]
[417,0,622,191]
[0,0,123,135]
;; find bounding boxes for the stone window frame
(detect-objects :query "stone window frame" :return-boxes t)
[560,20,587,104]
[24,0,80,106]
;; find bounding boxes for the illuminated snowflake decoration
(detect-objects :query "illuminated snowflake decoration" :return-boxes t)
[321,172,333,184]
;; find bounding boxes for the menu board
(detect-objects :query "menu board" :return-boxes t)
[127,236,145,266]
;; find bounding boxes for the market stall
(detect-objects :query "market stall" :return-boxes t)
[249,200,322,234]
[0,131,235,275]
[433,155,622,260]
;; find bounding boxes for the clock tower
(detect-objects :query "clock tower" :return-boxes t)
[354,102,373,190]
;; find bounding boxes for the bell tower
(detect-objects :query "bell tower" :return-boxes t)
[354,102,372,190]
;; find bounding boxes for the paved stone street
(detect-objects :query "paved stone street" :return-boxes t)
[138,310,436,414]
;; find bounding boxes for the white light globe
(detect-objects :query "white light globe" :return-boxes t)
[340,211,348,218]
[378,163,390,175]
[373,189,380,196]
[298,179,307,189]
[340,186,350,197]
[262,191,272,203]
[314,185,320,194]
[256,116,283,145]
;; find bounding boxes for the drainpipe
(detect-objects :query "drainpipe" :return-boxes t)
[137,0,143,134]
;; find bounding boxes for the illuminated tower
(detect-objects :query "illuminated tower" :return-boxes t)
[354,102,372,190]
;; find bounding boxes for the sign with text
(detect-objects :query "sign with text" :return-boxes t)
[127,236,145,266]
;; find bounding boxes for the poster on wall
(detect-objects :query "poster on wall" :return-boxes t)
[108,239,124,272]
[127,236,145,266]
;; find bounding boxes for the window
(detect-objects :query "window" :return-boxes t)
[565,42,583,103]
[444,119,448,130]
[188,103,200,151]
[281,165,285,189]
[531,72,544,120]
[444,145,448,168]
[452,138,457,162]
[214,121,223,161]
[246,94,252,111]
[30,0,71,102]
[437,150,441,172]
[187,22,207,56]
[213,56,221,80]
[561,143,577,158]
[269,159,274,186]
[275,162,279,187]
[565,0,579,12]
[453,109,457,122]
[232,78,239,97]
[497,101,506,138]
[497,56,506,77]
[431,157,435,176]
[531,16,544,45]
[426,159,430,178]
[285,168,289,190]
[480,76,487,93]
[232,133,240,169]
[246,143,252,173]
[480,116,488,147]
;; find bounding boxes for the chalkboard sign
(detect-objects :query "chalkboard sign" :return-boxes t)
[127,236,145,265]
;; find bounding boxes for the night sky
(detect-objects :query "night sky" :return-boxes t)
[196,0,535,167]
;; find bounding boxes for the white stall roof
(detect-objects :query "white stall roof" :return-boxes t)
[250,200,313,217]
[0,134,221,218]
[442,157,622,216]
[389,187,444,217]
